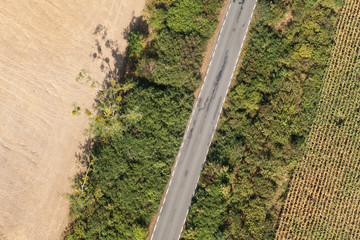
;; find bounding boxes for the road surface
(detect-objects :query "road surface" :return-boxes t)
[150,1,257,239]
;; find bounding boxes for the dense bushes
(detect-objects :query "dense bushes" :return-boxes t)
[138,29,205,90]
[65,0,224,239]
[182,0,341,239]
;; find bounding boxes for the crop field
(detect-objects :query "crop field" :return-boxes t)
[276,0,360,239]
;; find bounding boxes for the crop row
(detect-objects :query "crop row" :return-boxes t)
[276,0,360,239]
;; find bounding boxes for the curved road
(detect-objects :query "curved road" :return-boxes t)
[151,1,257,239]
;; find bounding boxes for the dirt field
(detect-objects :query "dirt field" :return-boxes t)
[0,1,145,239]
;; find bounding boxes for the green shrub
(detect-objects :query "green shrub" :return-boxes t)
[183,0,341,239]
[65,0,224,239]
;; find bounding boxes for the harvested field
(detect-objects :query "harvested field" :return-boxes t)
[276,0,360,239]
[0,1,145,239]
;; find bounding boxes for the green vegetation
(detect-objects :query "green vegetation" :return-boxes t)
[65,0,224,239]
[277,1,360,238]
[182,0,342,239]
[138,0,221,90]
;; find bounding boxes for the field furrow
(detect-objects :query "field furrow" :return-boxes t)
[276,0,360,238]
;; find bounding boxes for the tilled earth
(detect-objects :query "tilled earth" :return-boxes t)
[0,1,145,239]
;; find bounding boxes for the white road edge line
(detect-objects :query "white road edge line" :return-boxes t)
[178,5,258,238]
[169,3,258,240]
[150,1,259,239]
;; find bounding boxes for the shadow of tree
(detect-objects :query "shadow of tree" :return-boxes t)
[92,24,124,85]
[74,138,93,167]
[70,16,149,202]
[123,15,149,40]
[90,15,149,87]
[64,11,151,239]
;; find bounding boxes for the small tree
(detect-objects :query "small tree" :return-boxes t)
[72,69,141,204]
[75,69,140,141]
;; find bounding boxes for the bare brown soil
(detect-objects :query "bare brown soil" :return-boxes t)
[274,7,293,33]
[0,1,145,239]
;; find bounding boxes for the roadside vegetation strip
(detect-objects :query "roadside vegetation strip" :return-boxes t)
[64,0,224,239]
[276,1,360,239]
[182,0,342,239]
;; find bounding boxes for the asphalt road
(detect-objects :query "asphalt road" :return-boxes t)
[150,1,257,239]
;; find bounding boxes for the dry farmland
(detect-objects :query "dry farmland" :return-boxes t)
[276,0,360,239]
[0,1,145,239]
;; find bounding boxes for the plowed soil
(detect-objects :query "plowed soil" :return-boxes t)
[0,1,145,239]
